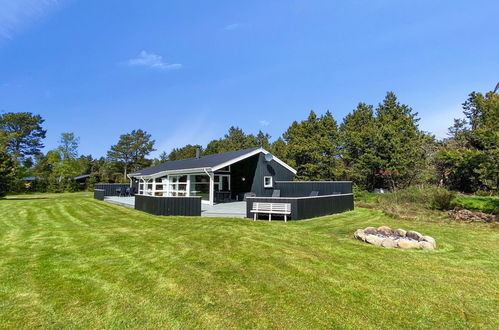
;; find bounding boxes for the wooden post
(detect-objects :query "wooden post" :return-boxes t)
[209,172,215,206]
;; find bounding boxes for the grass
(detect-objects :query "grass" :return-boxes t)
[1,193,498,328]
[453,194,499,215]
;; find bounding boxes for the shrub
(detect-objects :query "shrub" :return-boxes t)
[377,186,456,210]
[428,188,456,210]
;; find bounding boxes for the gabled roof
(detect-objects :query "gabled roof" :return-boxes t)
[129,147,296,178]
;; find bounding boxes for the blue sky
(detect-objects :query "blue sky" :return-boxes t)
[0,0,498,158]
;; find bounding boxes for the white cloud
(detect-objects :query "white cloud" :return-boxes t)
[126,51,182,70]
[259,120,270,126]
[223,23,241,31]
[0,0,64,39]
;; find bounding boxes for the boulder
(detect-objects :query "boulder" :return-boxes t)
[354,229,367,241]
[406,230,422,241]
[421,236,437,248]
[420,241,435,250]
[397,240,421,249]
[377,226,393,236]
[381,238,397,248]
[394,229,407,237]
[364,227,378,235]
[365,234,383,246]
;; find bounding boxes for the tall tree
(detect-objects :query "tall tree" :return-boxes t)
[204,127,260,155]
[270,137,288,163]
[339,103,378,190]
[283,110,343,180]
[256,131,271,149]
[373,92,426,190]
[46,133,81,186]
[107,129,155,180]
[168,144,202,161]
[435,88,499,191]
[0,112,46,162]
[0,145,14,197]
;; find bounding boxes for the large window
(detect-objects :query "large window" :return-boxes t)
[169,175,188,196]
[189,175,209,200]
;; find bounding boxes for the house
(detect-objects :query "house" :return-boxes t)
[128,147,296,205]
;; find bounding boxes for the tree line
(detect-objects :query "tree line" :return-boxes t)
[1,88,497,197]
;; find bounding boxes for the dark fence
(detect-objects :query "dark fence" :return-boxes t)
[246,193,354,220]
[274,181,352,197]
[93,189,105,201]
[94,183,133,196]
[135,195,202,216]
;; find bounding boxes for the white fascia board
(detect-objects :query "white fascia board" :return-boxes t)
[211,148,263,172]
[261,149,297,175]
[134,167,213,179]
[211,147,297,175]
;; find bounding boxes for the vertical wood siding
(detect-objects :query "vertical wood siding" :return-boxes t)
[134,195,202,216]
[246,194,354,220]
[94,184,134,196]
[273,181,352,196]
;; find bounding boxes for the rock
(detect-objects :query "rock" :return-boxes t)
[397,240,421,249]
[365,234,383,246]
[377,226,393,236]
[420,241,435,250]
[364,227,377,235]
[420,236,437,248]
[448,209,496,222]
[406,230,422,241]
[354,229,367,241]
[381,238,397,248]
[394,229,407,237]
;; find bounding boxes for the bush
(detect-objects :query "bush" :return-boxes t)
[428,188,456,210]
[378,186,456,210]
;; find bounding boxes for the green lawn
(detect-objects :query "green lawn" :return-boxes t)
[453,194,499,215]
[1,193,498,329]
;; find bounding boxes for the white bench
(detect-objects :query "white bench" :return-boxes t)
[250,202,291,222]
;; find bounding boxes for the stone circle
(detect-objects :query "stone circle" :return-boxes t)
[353,226,437,250]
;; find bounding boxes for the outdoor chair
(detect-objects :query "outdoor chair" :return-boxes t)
[271,190,281,198]
[309,191,319,197]
[116,188,122,196]
[125,187,131,196]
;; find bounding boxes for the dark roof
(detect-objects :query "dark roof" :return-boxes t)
[129,147,262,177]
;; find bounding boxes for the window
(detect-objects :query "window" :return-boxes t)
[168,175,188,196]
[264,176,273,188]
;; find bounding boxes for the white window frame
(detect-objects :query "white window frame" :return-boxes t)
[264,176,273,188]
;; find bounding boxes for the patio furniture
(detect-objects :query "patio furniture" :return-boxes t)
[309,190,319,196]
[125,187,131,196]
[271,189,281,197]
[214,191,231,203]
[243,192,256,201]
[116,188,122,196]
[250,202,291,222]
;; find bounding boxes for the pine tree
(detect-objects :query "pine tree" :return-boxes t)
[107,129,155,180]
[339,103,378,190]
[284,110,343,180]
[373,92,426,190]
